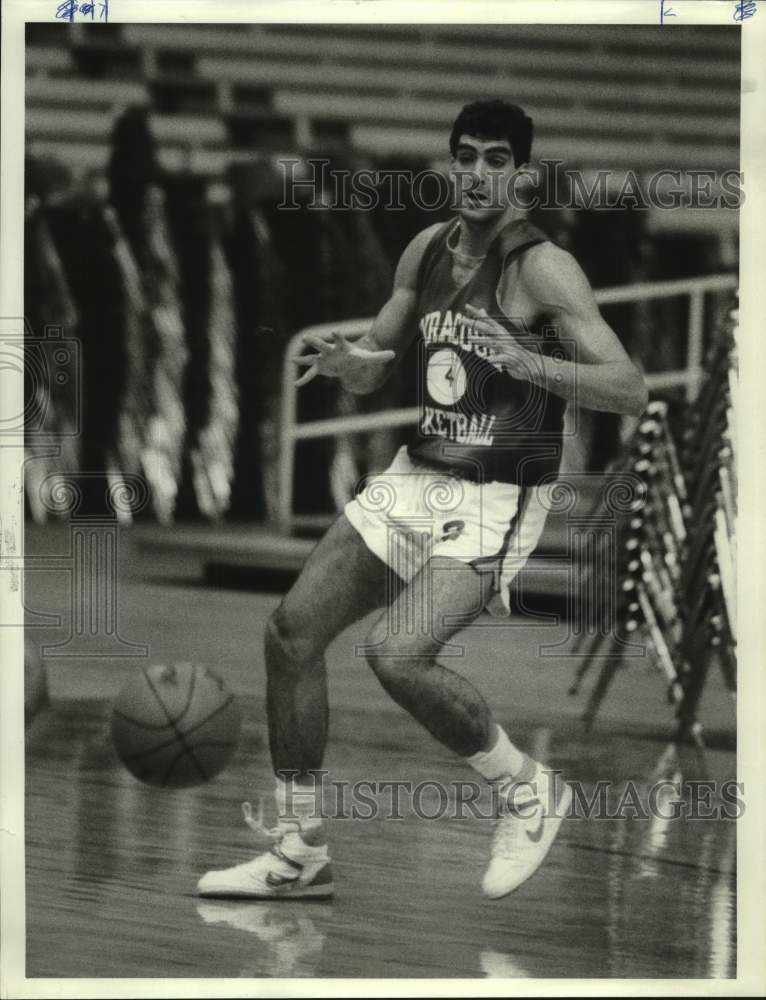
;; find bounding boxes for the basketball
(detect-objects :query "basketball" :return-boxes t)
[111,662,242,788]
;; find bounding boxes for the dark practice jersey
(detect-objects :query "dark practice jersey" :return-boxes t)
[407,218,566,485]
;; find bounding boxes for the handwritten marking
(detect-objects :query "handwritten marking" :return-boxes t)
[55,0,109,21]
[659,0,677,23]
[733,0,756,20]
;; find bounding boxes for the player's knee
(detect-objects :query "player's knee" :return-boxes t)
[365,647,405,695]
[265,605,323,671]
[364,626,428,692]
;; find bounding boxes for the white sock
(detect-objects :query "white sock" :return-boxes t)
[275,776,325,844]
[465,725,536,783]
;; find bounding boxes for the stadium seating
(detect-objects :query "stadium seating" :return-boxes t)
[25,23,740,182]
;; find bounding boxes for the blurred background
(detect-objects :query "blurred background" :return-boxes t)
[24,22,740,528]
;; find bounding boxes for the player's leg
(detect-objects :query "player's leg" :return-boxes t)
[198,513,392,900]
[364,555,495,755]
[366,557,504,757]
[265,512,391,778]
[364,554,571,898]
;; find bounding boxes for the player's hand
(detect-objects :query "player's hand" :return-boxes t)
[464,303,541,382]
[292,331,395,387]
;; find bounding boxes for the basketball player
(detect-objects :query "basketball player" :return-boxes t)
[198,100,648,900]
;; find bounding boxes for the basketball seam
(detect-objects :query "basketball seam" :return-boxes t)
[118,736,239,764]
[177,697,242,785]
[181,747,211,786]
[178,665,198,727]
[142,669,208,785]
[160,743,209,787]
[114,692,236,737]
[113,696,238,764]
[182,694,238,740]
[112,708,178,731]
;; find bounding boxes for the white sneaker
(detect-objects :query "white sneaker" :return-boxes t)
[482,763,571,899]
[197,802,334,899]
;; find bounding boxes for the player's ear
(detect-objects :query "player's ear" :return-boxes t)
[510,163,535,208]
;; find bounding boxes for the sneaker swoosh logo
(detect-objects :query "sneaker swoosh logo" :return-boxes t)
[525,811,545,843]
[265,870,300,887]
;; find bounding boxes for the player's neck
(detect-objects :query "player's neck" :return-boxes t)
[456,207,525,259]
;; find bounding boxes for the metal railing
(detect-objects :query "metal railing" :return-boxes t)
[278,272,737,534]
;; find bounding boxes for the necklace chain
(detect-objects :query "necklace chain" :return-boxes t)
[447,227,487,265]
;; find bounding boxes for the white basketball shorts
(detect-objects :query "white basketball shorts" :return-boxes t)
[344,446,552,617]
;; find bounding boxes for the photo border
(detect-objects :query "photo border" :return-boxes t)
[2,2,763,996]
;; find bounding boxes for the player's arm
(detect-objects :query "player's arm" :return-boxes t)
[467,244,648,416]
[294,224,440,395]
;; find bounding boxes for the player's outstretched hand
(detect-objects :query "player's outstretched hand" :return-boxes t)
[464,303,541,382]
[293,331,395,387]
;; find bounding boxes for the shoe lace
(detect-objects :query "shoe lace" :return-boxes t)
[241,799,299,845]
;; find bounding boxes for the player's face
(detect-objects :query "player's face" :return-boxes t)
[450,135,518,222]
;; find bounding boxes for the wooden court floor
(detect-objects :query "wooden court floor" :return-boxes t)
[23,525,736,979]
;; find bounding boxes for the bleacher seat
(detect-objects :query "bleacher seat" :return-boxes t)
[26,77,148,109]
[27,108,226,146]
[25,22,741,186]
[273,91,738,155]
[26,46,72,73]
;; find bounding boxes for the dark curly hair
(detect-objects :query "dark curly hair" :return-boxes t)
[449,100,533,168]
